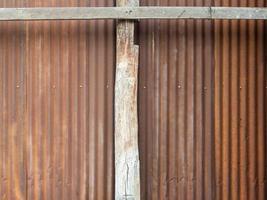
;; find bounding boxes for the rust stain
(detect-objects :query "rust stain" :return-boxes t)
[0,0,115,200]
[139,0,266,200]
[0,0,266,200]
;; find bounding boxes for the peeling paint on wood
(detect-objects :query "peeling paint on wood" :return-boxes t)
[115,0,140,199]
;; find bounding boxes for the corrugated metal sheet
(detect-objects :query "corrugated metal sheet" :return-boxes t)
[213,0,267,199]
[0,0,115,200]
[139,0,214,199]
[139,0,266,200]
[0,0,266,200]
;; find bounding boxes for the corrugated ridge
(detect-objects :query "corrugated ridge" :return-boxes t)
[0,0,266,200]
[0,0,115,199]
[139,0,266,200]
[139,0,214,199]
[214,0,267,200]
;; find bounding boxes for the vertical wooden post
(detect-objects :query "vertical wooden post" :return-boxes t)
[115,0,140,199]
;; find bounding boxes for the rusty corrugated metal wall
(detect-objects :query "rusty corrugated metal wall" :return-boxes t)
[213,0,266,199]
[139,0,266,200]
[139,0,214,199]
[0,0,266,200]
[0,0,115,199]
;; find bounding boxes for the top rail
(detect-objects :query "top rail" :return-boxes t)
[0,7,266,21]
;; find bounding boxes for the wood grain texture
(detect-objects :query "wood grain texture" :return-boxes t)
[0,0,266,200]
[115,0,140,199]
[0,7,267,21]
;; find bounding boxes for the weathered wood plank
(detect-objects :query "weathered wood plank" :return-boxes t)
[0,7,266,20]
[115,0,140,199]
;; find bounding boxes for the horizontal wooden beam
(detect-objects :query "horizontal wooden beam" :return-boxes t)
[0,7,266,20]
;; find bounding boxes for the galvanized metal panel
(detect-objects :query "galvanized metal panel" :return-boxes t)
[0,0,115,200]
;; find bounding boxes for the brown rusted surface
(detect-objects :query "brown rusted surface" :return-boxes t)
[214,0,267,200]
[139,1,266,200]
[0,0,115,200]
[0,1,266,200]
[139,0,215,198]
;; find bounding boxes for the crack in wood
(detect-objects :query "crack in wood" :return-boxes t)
[115,0,140,200]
